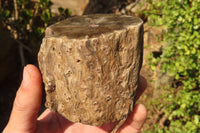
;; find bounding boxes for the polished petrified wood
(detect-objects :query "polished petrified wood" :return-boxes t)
[38,14,143,133]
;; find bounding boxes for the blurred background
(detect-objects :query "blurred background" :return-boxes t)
[0,0,199,132]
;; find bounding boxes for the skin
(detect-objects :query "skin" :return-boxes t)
[3,64,147,133]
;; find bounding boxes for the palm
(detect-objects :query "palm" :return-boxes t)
[37,109,115,133]
[37,104,145,133]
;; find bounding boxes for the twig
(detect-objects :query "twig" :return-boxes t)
[159,114,170,128]
[15,38,33,54]
[13,0,26,67]
[152,107,165,124]
[29,2,39,31]
[9,35,34,66]
[8,24,33,54]
[19,44,26,67]
[152,104,160,113]
[13,0,18,39]
[13,0,18,20]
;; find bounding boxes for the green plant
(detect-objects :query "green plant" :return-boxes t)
[146,52,161,72]
[143,0,200,132]
[58,7,71,20]
[0,0,71,66]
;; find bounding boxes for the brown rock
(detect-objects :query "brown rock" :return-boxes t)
[50,0,89,15]
[50,0,124,16]
[38,14,143,132]
[83,0,122,14]
[125,0,147,19]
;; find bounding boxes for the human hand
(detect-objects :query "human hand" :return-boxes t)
[3,64,147,133]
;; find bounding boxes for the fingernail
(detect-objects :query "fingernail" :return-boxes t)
[22,66,31,88]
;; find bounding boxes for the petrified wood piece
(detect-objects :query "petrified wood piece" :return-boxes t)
[38,14,143,133]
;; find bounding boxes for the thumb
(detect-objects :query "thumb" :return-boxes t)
[3,65,43,133]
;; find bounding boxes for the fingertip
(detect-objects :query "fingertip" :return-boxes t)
[118,104,147,133]
[126,104,147,125]
[133,104,147,123]
[24,64,42,83]
[130,104,147,130]
[21,64,42,91]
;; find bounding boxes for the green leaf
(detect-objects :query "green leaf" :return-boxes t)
[58,7,64,14]
[64,9,72,16]
[41,9,51,22]
[1,10,10,20]
[4,10,10,18]
[21,9,33,21]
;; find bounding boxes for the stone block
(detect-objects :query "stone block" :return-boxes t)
[38,14,143,132]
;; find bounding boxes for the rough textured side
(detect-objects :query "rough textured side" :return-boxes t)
[38,14,143,130]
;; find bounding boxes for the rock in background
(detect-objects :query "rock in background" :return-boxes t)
[51,0,89,15]
[50,0,126,15]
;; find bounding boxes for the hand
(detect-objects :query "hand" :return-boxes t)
[3,65,147,133]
